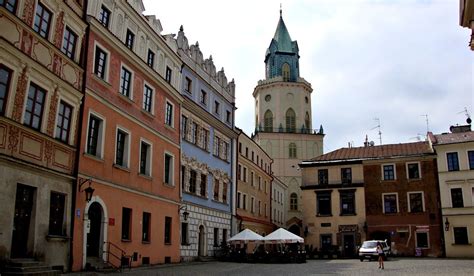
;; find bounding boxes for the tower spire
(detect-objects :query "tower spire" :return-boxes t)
[280,3,282,17]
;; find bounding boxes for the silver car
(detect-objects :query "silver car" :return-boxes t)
[358,240,390,261]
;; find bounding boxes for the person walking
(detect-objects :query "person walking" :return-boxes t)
[377,242,385,269]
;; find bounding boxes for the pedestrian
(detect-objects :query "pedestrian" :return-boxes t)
[377,242,385,269]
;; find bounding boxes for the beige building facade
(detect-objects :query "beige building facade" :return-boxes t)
[460,0,474,50]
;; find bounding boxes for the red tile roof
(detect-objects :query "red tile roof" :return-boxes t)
[306,142,433,163]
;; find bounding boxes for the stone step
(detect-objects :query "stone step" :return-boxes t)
[7,259,43,267]
[3,265,52,273]
[2,270,61,276]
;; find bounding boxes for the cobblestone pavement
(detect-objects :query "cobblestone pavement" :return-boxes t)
[91,258,474,276]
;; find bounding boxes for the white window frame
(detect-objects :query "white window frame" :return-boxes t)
[415,231,430,249]
[138,138,152,177]
[450,185,464,208]
[382,192,399,214]
[93,41,111,82]
[381,163,396,181]
[452,226,470,245]
[237,192,241,209]
[251,196,255,213]
[165,100,174,127]
[85,110,106,159]
[164,151,175,186]
[114,126,131,168]
[142,82,155,114]
[61,25,80,61]
[124,28,135,51]
[54,97,76,145]
[119,63,134,100]
[406,162,422,180]
[407,191,425,213]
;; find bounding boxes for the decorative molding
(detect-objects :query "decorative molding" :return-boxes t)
[53,12,65,48]
[22,0,35,27]
[46,86,59,136]
[8,125,19,153]
[12,65,28,122]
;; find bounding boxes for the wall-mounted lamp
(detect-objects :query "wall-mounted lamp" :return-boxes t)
[79,178,94,202]
[444,217,450,232]
[179,205,189,221]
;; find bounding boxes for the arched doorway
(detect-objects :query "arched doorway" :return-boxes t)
[288,224,301,236]
[198,225,206,256]
[87,202,102,257]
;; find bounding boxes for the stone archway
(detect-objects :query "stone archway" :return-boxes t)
[82,196,108,269]
[198,225,206,256]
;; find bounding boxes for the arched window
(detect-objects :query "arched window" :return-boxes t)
[289,143,297,158]
[305,112,310,131]
[286,108,296,132]
[264,110,273,132]
[282,63,290,81]
[290,193,298,210]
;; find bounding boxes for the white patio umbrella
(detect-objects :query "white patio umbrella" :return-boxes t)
[263,228,304,244]
[228,229,264,243]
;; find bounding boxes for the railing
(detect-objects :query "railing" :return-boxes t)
[254,127,323,135]
[104,241,131,272]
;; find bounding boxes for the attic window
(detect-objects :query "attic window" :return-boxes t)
[282,63,290,81]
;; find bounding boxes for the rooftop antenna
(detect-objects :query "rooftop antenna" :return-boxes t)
[458,107,472,124]
[421,114,429,133]
[371,118,382,145]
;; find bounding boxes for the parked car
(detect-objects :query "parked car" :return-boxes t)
[358,240,390,261]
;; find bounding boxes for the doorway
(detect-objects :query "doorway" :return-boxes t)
[342,233,356,258]
[198,225,205,256]
[87,202,102,257]
[11,184,36,258]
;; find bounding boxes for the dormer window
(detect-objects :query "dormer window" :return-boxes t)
[282,63,290,81]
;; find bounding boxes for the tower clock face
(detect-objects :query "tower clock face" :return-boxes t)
[265,95,271,102]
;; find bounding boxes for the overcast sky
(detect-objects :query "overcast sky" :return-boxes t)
[142,0,473,153]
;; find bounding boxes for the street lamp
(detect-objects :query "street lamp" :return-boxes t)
[179,205,189,221]
[79,178,94,202]
[444,217,450,232]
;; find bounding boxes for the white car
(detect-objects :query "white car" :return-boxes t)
[358,240,390,261]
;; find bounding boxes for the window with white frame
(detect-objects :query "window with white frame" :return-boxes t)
[184,77,192,94]
[115,128,130,168]
[468,150,474,170]
[98,5,111,28]
[147,49,155,68]
[33,2,52,39]
[86,112,104,158]
[62,26,77,59]
[165,66,172,83]
[237,192,241,208]
[94,45,108,80]
[451,188,464,208]
[251,197,255,213]
[383,164,395,180]
[407,162,421,179]
[447,152,459,171]
[383,193,398,214]
[125,29,135,50]
[164,152,174,186]
[453,227,469,244]
[120,66,133,98]
[139,140,151,176]
[143,84,153,113]
[55,100,73,143]
[408,191,424,213]
[165,101,173,127]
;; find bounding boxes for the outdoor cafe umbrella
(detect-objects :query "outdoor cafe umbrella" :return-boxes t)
[228,229,264,243]
[263,228,304,244]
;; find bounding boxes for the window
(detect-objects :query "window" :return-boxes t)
[94,46,107,79]
[320,234,332,251]
[258,176,261,190]
[222,229,227,244]
[318,169,328,185]
[305,112,310,130]
[120,66,132,98]
[200,174,206,197]
[1,0,17,13]
[185,77,192,94]
[191,122,197,144]
[340,190,355,215]
[143,84,153,113]
[250,171,254,186]
[453,227,469,244]
[243,167,247,182]
[251,197,255,213]
[181,115,188,140]
[214,136,220,157]
[164,153,174,186]
[165,66,172,83]
[147,49,155,68]
[55,101,73,143]
[226,110,231,124]
[164,216,172,244]
[142,212,151,242]
[189,170,196,193]
[62,27,77,59]
[416,232,429,248]
[213,178,219,200]
[214,100,220,115]
[165,101,173,126]
[125,29,134,49]
[447,152,459,171]
[201,129,209,151]
[98,5,111,28]
[181,223,188,245]
[0,65,12,115]
[285,108,296,132]
[290,193,298,211]
[121,207,132,240]
[341,168,352,184]
[24,83,46,130]
[237,164,241,180]
[258,200,261,215]
[139,141,151,176]
[115,129,129,167]
[383,164,395,180]
[237,192,241,208]
[468,151,474,170]
[33,2,52,39]
[86,114,103,157]
[48,192,65,236]
[451,188,464,208]
[264,110,273,132]
[222,182,227,203]
[289,143,297,158]
[243,194,247,210]
[317,191,331,216]
[407,163,420,179]
[408,192,424,213]
[214,228,219,247]
[282,63,290,81]
[383,193,398,214]
[200,90,207,105]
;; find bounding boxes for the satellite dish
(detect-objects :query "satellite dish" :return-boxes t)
[467,117,472,124]
[369,141,375,146]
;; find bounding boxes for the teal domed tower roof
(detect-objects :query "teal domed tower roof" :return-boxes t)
[265,9,300,81]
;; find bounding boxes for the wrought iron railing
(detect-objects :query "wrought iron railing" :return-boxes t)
[104,241,131,272]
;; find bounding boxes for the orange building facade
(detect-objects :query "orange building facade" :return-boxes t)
[71,0,183,271]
